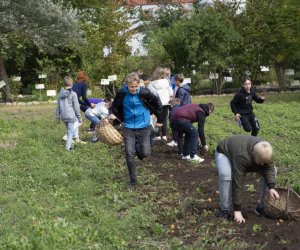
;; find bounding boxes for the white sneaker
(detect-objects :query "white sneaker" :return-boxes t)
[162,136,167,141]
[62,135,67,141]
[167,140,177,147]
[182,155,191,160]
[190,155,204,163]
[73,138,87,144]
[153,136,161,141]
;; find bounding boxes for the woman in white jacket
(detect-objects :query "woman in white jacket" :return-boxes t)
[148,67,173,141]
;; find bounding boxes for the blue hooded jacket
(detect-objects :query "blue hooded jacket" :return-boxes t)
[122,85,151,129]
[175,84,191,106]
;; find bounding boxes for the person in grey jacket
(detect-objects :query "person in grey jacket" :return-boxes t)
[56,76,82,151]
[215,135,279,223]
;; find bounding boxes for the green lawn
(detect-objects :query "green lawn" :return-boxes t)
[0,92,299,248]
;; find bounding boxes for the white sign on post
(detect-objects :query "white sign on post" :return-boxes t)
[12,76,21,81]
[183,78,191,84]
[285,69,294,76]
[35,84,45,89]
[209,73,218,80]
[224,77,233,83]
[0,80,6,89]
[101,79,110,85]
[108,75,117,81]
[291,80,300,86]
[38,74,47,79]
[46,90,56,97]
[260,66,269,72]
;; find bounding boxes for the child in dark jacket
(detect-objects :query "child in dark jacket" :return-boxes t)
[112,72,163,185]
[171,103,214,162]
[230,79,266,136]
[174,74,191,106]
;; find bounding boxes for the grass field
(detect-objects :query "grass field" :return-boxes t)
[0,92,299,248]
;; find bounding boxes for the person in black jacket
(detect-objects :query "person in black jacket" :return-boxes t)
[112,72,163,185]
[230,79,266,136]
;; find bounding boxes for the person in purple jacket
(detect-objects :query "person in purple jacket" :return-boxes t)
[170,103,214,162]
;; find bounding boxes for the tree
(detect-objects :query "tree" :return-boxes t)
[147,2,242,94]
[235,0,300,88]
[0,0,83,101]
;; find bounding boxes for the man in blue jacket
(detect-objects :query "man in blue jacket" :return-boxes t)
[112,72,163,185]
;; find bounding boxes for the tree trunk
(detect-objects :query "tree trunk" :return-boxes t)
[216,68,223,95]
[275,63,286,90]
[0,55,13,102]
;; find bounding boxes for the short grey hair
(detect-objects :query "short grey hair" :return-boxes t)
[125,72,140,85]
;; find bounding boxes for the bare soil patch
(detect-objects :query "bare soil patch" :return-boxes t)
[137,141,300,249]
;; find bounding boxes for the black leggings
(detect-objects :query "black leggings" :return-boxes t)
[240,113,260,136]
[157,105,169,137]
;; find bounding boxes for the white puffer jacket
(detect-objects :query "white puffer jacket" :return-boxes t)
[148,79,173,106]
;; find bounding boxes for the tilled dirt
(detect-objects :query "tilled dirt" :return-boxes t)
[136,141,300,250]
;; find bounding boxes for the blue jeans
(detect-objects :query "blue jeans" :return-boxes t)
[123,127,151,182]
[215,151,276,211]
[65,122,75,150]
[85,113,101,126]
[171,119,198,157]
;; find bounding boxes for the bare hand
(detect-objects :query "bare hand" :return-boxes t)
[91,103,96,108]
[269,189,280,199]
[108,114,116,120]
[203,145,209,152]
[260,92,267,100]
[156,123,163,127]
[234,211,245,224]
[235,113,241,121]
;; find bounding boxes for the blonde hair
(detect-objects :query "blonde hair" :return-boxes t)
[150,66,165,81]
[64,76,73,88]
[253,141,273,164]
[125,72,139,85]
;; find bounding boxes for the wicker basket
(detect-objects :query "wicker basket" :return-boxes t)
[264,186,300,220]
[96,122,123,146]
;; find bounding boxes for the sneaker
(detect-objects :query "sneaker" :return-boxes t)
[129,179,138,186]
[162,136,167,141]
[182,155,191,160]
[255,206,265,216]
[73,138,87,144]
[91,137,98,143]
[87,128,95,133]
[153,136,161,141]
[167,140,177,147]
[62,135,67,141]
[217,210,229,220]
[189,155,205,163]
